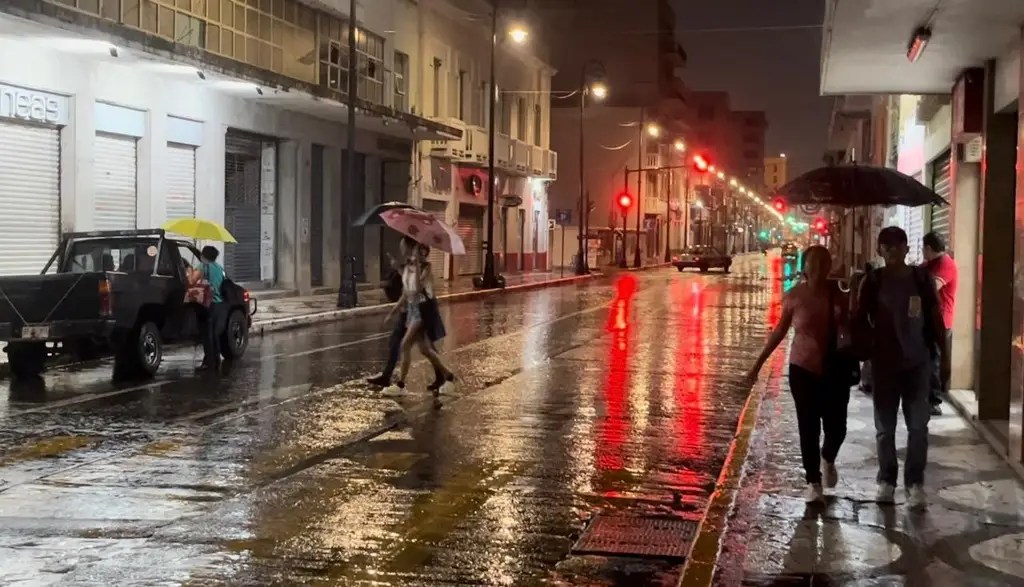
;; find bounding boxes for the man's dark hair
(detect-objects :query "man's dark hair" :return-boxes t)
[877,226,908,247]
[923,231,946,253]
[201,245,220,262]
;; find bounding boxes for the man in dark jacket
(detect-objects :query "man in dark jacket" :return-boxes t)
[366,242,443,389]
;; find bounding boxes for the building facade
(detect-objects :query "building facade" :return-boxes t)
[0,0,556,291]
[730,110,768,187]
[542,0,688,268]
[764,155,788,192]
[821,1,1024,464]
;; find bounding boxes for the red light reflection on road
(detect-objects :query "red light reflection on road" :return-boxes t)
[596,275,637,478]
[767,256,784,329]
[668,278,708,490]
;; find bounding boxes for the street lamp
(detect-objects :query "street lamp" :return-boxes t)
[674,139,685,152]
[634,113,658,267]
[478,4,527,290]
[575,61,607,276]
[646,123,661,138]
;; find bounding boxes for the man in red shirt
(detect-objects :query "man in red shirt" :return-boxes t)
[923,231,958,415]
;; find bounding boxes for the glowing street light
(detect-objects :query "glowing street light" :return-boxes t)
[508,25,528,43]
[729,178,738,187]
[716,171,725,180]
[646,123,661,137]
[673,139,685,152]
[590,82,608,100]
[780,152,787,158]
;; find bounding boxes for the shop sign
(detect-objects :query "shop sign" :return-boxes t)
[0,84,68,125]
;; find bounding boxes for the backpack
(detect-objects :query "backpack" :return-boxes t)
[851,265,938,361]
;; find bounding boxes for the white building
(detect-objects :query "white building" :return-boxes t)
[0,0,556,292]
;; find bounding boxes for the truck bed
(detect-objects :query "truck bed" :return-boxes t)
[0,273,105,325]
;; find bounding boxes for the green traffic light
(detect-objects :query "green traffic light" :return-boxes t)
[759,231,768,239]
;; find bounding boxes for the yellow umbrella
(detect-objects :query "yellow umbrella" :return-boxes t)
[161,218,237,243]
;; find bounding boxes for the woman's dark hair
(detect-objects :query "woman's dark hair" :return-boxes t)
[401,236,419,250]
[201,245,219,262]
[923,231,946,253]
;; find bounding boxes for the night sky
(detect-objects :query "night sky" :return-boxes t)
[675,0,834,180]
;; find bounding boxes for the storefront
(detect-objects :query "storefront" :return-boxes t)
[457,204,485,276]
[0,83,64,276]
[224,131,276,286]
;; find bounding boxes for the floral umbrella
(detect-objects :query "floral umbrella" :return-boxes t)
[379,208,466,255]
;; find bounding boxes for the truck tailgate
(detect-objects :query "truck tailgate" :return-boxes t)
[0,273,104,325]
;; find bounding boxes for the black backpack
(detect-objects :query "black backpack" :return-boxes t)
[852,266,938,360]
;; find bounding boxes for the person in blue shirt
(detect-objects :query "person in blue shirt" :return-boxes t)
[199,245,226,371]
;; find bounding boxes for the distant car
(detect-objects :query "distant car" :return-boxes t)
[781,243,800,260]
[673,246,732,273]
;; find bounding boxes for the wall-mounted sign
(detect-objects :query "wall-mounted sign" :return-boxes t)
[0,83,68,125]
[500,194,523,207]
[464,174,483,196]
[555,209,571,225]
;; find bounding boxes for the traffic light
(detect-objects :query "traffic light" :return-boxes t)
[692,154,709,172]
[814,217,827,232]
[772,197,786,213]
[759,230,768,240]
[617,192,633,211]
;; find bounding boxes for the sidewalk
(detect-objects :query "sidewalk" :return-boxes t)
[688,362,1024,585]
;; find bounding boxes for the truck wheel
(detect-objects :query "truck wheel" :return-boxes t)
[220,309,249,360]
[676,266,684,272]
[115,321,162,378]
[699,264,709,273]
[7,342,47,379]
[724,263,732,274]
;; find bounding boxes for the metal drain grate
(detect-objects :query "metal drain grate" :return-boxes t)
[571,514,699,560]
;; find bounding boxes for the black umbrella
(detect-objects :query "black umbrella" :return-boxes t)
[777,165,947,208]
[352,201,418,226]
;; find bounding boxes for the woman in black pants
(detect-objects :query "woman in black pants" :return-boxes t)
[745,246,851,503]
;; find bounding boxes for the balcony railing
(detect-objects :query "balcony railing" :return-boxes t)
[546,150,558,180]
[530,145,544,175]
[512,140,531,174]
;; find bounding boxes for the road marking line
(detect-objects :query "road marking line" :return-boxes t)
[8,381,174,416]
[676,374,773,586]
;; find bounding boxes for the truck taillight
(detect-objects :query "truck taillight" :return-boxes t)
[243,289,250,304]
[98,279,111,316]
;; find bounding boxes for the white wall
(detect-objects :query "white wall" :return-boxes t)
[994,40,1021,113]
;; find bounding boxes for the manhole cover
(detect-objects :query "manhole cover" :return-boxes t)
[571,514,699,560]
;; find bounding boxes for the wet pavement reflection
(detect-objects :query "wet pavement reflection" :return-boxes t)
[0,257,781,585]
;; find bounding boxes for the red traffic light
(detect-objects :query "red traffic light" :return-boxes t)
[814,217,827,231]
[617,192,633,210]
[692,154,709,172]
[772,198,786,212]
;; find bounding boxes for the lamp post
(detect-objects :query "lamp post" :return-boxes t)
[575,63,607,275]
[477,3,526,289]
[337,0,358,308]
[665,140,685,262]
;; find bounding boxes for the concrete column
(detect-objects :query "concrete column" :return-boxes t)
[295,141,313,294]
[950,157,980,394]
[138,109,168,228]
[322,146,343,288]
[194,124,226,229]
[363,155,382,285]
[976,59,1018,423]
[275,139,299,291]
[63,83,96,232]
[1011,30,1024,462]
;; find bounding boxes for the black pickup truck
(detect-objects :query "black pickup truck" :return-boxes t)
[0,229,255,379]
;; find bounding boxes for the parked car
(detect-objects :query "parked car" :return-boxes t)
[673,246,732,273]
[0,229,256,379]
[781,242,800,260]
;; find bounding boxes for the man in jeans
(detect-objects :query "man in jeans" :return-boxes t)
[922,232,958,416]
[857,227,948,509]
[198,246,226,371]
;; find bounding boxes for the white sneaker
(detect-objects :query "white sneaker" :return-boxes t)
[804,483,825,504]
[875,482,896,504]
[382,382,406,395]
[822,459,838,488]
[906,485,928,510]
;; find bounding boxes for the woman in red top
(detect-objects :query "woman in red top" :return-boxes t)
[745,246,851,503]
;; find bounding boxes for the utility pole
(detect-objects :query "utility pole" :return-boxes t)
[575,70,588,275]
[337,0,358,308]
[633,108,644,268]
[478,0,501,289]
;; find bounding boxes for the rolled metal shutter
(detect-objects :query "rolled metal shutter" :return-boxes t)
[0,122,60,275]
[457,205,484,275]
[930,152,952,244]
[224,133,263,283]
[422,198,448,275]
[94,133,138,231]
[165,143,196,225]
[906,206,925,265]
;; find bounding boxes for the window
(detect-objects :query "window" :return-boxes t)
[473,82,486,126]
[432,58,442,117]
[743,131,760,143]
[430,158,452,192]
[355,29,385,104]
[516,97,528,140]
[457,70,467,121]
[698,106,714,120]
[496,91,512,135]
[64,239,161,275]
[393,51,409,112]
[533,103,542,146]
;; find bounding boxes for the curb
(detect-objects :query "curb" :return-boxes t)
[251,272,600,336]
[677,375,770,586]
[251,262,675,336]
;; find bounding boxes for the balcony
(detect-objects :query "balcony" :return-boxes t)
[495,133,513,170]
[530,145,544,176]
[545,150,558,181]
[512,139,531,175]
[429,118,468,159]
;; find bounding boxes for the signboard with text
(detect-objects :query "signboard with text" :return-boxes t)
[0,84,69,125]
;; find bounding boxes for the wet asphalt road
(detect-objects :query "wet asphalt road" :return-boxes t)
[0,255,789,586]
